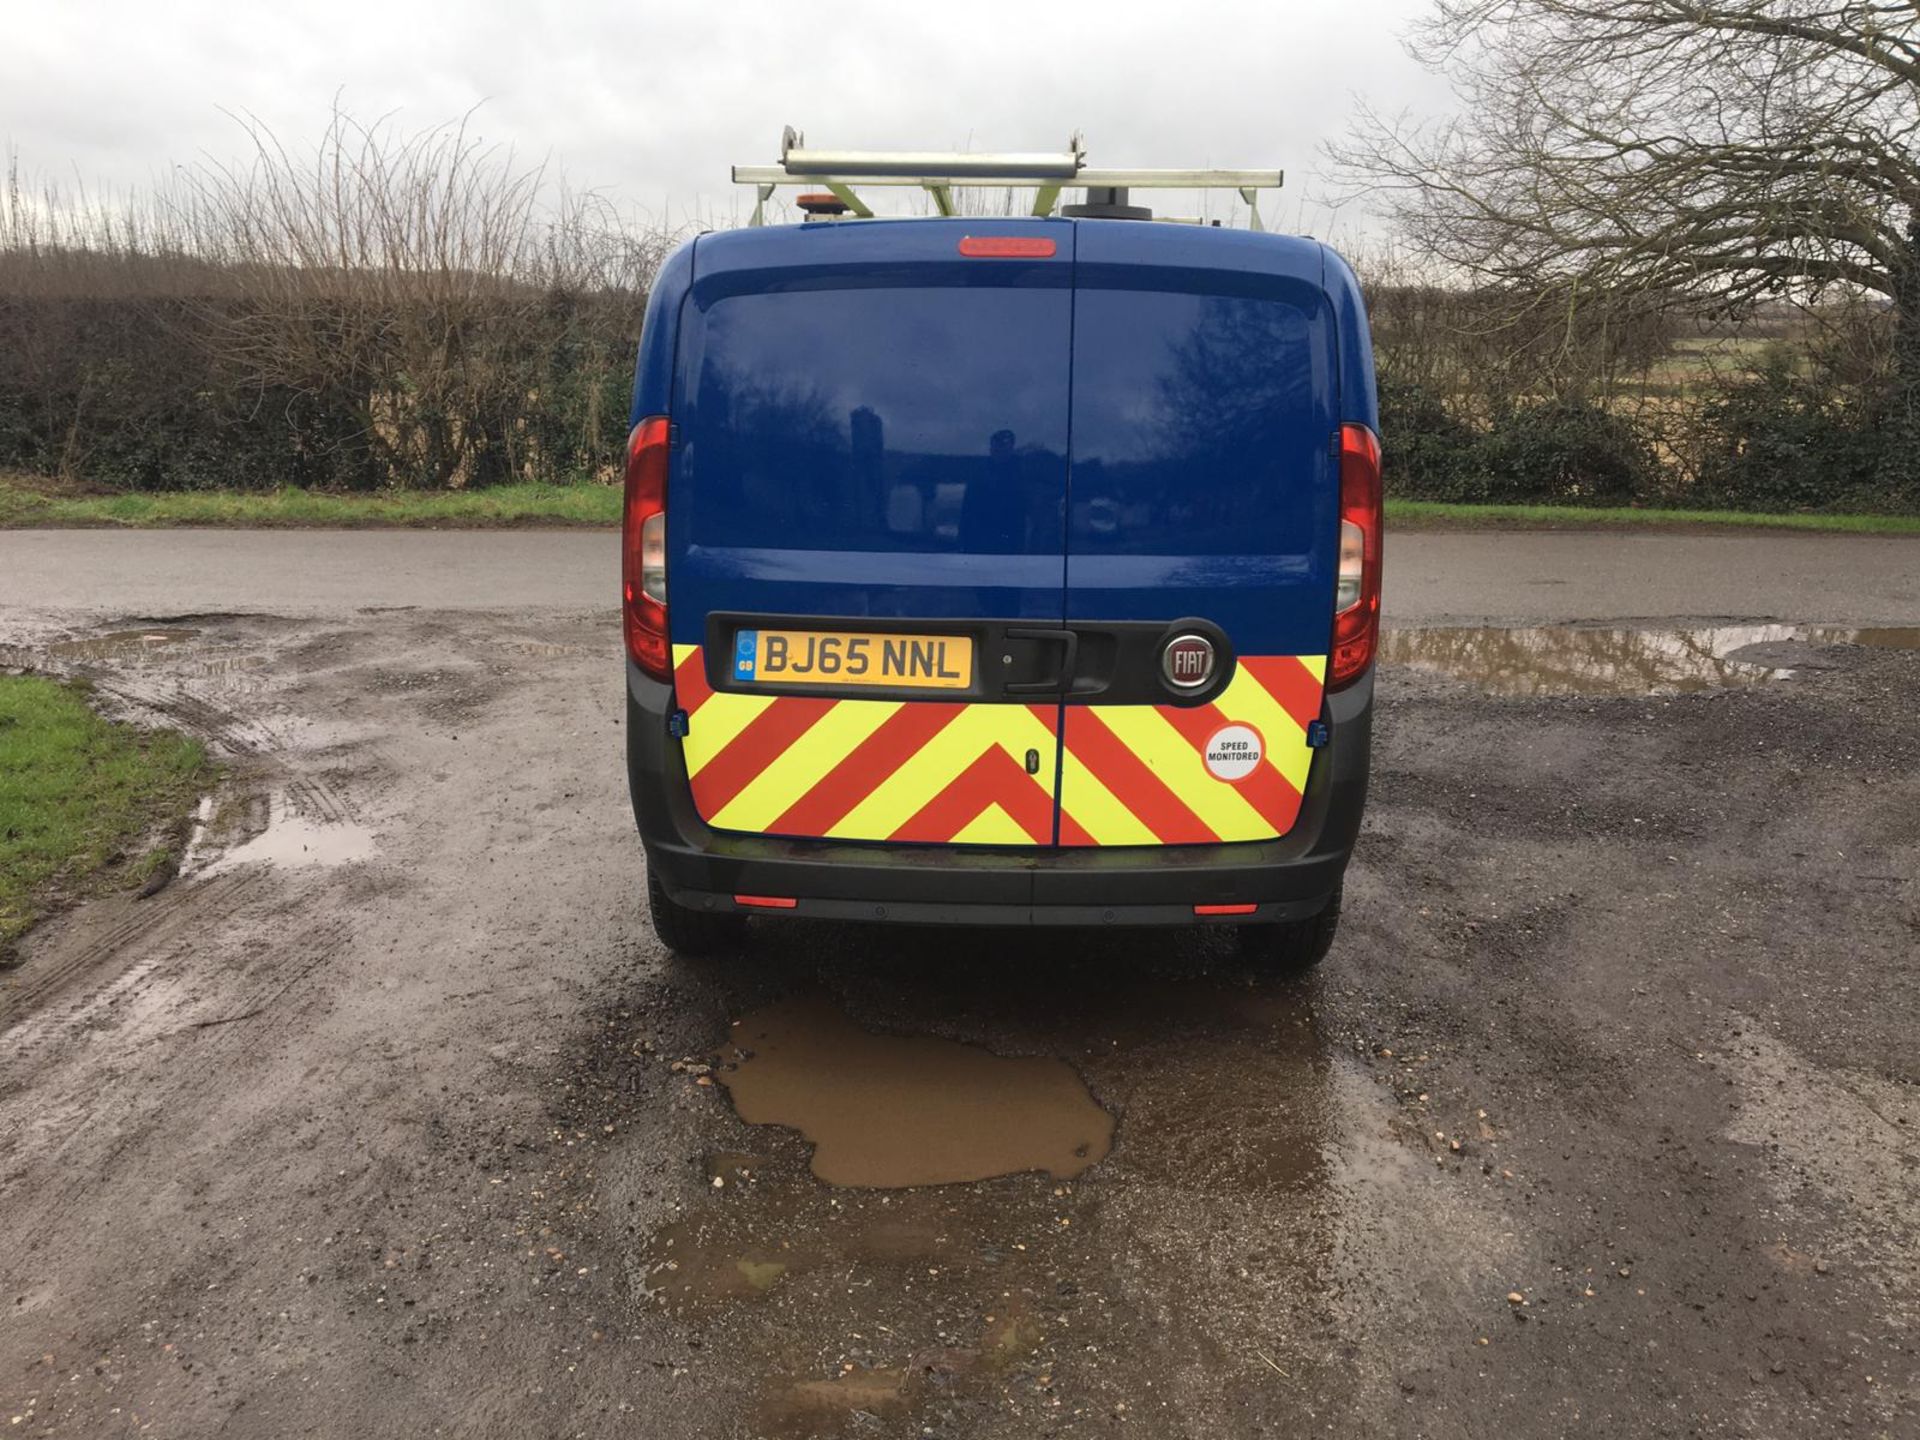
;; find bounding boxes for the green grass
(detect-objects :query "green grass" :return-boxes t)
[0,676,209,960]
[0,480,622,529]
[2,475,1916,535]
[1386,500,1920,535]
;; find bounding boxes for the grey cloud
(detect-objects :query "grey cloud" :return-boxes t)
[7,0,1455,237]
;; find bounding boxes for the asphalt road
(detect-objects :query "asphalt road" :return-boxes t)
[2,526,1919,624]
[0,531,1916,1439]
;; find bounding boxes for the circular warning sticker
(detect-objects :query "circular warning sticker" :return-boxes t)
[1202,723,1264,782]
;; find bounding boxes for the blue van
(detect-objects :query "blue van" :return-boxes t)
[623,192,1380,969]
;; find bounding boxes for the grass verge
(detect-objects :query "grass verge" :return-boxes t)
[0,675,210,961]
[0,480,622,529]
[2,477,1917,535]
[1386,499,1920,534]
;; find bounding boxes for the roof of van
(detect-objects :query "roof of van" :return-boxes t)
[689,215,1328,281]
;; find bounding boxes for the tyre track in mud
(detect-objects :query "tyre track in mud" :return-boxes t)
[0,620,359,1046]
[0,870,268,1047]
[0,619,382,1228]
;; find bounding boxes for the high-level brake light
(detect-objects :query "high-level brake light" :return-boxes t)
[623,416,671,680]
[1329,423,1382,689]
[957,236,1056,258]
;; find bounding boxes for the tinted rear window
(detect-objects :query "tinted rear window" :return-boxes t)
[680,287,1071,554]
[1067,290,1334,556]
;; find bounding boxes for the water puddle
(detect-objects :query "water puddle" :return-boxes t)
[190,652,271,677]
[643,1215,799,1306]
[46,627,200,660]
[206,811,376,874]
[753,1300,1046,1437]
[716,995,1114,1188]
[1384,622,1920,696]
[760,1368,912,1434]
[640,1178,1005,1317]
[33,625,269,691]
[492,638,585,658]
[623,969,1409,1435]
[1833,624,1920,650]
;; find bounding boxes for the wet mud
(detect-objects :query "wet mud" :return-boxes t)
[44,626,201,659]
[0,602,1915,1440]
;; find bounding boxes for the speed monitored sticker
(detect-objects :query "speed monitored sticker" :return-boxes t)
[1202,723,1264,782]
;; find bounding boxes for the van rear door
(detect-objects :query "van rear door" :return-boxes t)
[1057,225,1338,846]
[668,221,1074,846]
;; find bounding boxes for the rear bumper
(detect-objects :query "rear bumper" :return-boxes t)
[625,663,1372,927]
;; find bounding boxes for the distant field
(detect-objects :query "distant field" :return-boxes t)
[1622,333,1804,401]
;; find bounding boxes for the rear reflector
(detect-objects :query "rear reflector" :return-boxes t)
[1194,903,1259,916]
[734,894,798,909]
[958,236,1056,258]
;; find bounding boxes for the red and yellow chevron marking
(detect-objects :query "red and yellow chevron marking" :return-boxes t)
[673,645,1060,845]
[1056,654,1326,846]
[670,645,1325,848]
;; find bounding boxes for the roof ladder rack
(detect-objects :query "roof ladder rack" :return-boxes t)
[735,127,1281,230]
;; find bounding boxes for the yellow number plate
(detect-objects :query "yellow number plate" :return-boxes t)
[732,628,973,690]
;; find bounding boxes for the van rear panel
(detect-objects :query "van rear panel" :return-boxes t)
[656,219,1347,852]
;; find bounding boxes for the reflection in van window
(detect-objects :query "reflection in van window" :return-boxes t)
[682,288,1071,554]
[1069,292,1334,558]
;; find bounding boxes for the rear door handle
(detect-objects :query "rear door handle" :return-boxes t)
[1003,627,1079,695]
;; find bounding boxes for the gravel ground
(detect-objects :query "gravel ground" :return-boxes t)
[0,588,1914,1438]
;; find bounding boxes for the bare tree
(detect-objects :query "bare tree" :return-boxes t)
[1335,1,1920,441]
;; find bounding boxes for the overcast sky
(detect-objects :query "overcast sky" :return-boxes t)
[8,0,1455,237]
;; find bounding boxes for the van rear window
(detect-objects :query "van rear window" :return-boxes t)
[1067,291,1334,557]
[680,287,1071,554]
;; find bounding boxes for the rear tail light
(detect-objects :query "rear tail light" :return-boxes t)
[1329,423,1382,689]
[622,416,671,680]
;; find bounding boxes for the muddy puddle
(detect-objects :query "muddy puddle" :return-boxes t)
[1384,622,1920,696]
[641,1181,1001,1309]
[45,627,201,659]
[715,995,1114,1188]
[29,623,274,687]
[492,638,585,658]
[205,811,376,874]
[626,966,1407,1436]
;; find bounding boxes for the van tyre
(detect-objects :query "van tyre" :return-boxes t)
[1237,889,1341,973]
[647,868,747,958]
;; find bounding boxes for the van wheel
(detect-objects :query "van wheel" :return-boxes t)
[647,868,747,958]
[1237,889,1341,973]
